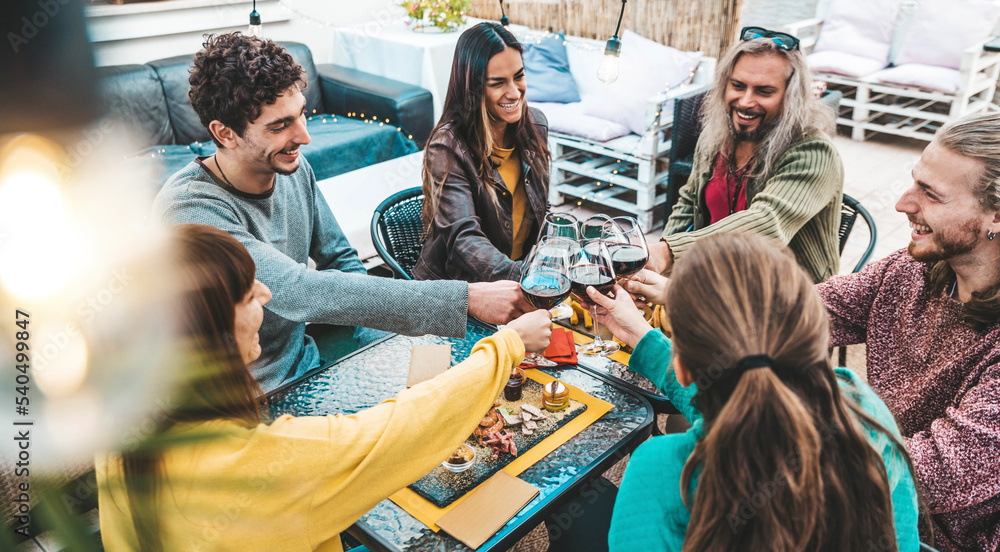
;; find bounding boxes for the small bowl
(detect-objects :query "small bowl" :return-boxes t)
[442,444,476,473]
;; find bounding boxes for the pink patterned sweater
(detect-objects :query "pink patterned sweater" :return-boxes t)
[817,250,1000,552]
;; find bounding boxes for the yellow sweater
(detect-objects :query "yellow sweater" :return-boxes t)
[97,329,524,551]
[491,146,530,260]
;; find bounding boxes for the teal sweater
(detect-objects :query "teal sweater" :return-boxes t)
[609,331,920,551]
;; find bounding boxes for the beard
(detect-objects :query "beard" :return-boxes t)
[728,106,773,142]
[908,218,981,263]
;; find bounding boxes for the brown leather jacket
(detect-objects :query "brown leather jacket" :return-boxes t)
[414,108,549,283]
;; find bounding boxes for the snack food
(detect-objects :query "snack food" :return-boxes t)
[473,406,504,444]
[447,445,474,465]
[442,444,475,473]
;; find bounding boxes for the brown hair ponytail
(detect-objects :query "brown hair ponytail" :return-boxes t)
[669,232,908,552]
[682,368,825,550]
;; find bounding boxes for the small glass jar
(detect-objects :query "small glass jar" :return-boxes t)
[542,380,569,411]
[504,368,526,401]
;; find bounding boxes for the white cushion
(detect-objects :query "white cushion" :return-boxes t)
[582,30,702,135]
[563,35,608,100]
[872,63,961,93]
[894,0,1000,69]
[813,0,903,65]
[532,100,632,142]
[808,50,886,78]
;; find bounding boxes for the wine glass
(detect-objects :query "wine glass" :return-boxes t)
[570,232,619,356]
[603,216,649,280]
[535,212,580,319]
[519,237,576,365]
[520,237,575,311]
[539,212,581,241]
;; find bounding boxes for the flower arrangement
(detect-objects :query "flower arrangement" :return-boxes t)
[400,0,471,32]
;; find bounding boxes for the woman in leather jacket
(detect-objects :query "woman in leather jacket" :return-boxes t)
[414,22,551,283]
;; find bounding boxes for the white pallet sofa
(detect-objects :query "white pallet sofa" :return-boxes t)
[783,0,1000,142]
[514,28,715,230]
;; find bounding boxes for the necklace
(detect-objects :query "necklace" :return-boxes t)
[214,155,237,190]
[726,156,753,215]
[948,279,958,298]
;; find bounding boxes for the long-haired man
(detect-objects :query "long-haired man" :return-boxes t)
[647,30,844,283]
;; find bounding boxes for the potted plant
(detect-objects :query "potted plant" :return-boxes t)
[400,0,471,32]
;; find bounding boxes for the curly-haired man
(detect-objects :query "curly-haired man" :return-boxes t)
[152,33,535,392]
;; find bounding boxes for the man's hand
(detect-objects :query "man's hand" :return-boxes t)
[645,240,674,274]
[586,284,653,349]
[505,309,553,353]
[621,269,671,307]
[468,281,534,325]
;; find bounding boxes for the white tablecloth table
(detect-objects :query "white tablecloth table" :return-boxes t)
[317,151,424,264]
[333,18,488,121]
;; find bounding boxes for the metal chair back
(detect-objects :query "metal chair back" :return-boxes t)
[666,90,707,213]
[839,194,877,273]
[371,187,424,280]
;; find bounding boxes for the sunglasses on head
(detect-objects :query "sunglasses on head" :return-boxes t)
[740,26,800,51]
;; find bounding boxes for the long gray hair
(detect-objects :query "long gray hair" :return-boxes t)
[698,38,834,179]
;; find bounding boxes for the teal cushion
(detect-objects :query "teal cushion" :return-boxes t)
[522,32,581,104]
[300,116,418,181]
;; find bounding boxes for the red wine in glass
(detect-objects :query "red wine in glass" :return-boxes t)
[520,270,572,310]
[569,264,615,299]
[608,243,648,278]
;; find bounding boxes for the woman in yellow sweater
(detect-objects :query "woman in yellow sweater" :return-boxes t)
[414,22,551,283]
[97,223,551,551]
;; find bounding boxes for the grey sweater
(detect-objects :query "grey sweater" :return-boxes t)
[152,156,469,391]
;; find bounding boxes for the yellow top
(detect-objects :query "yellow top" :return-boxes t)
[96,329,525,552]
[491,145,531,260]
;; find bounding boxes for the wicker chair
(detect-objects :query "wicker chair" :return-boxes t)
[838,193,877,274]
[370,187,425,280]
[835,194,877,367]
[665,90,708,215]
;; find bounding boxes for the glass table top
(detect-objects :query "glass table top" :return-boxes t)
[268,321,654,551]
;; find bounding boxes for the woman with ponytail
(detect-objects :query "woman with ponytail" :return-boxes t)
[586,232,922,551]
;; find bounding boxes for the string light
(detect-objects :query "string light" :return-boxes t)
[248,0,262,38]
[146,114,417,160]
[598,0,627,84]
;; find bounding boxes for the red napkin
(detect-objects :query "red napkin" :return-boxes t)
[521,327,577,367]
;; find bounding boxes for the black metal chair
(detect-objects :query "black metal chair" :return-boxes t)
[370,186,425,280]
[836,194,878,366]
[838,193,877,273]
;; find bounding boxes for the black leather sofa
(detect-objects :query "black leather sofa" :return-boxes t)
[98,42,434,188]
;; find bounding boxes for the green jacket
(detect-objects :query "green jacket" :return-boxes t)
[662,130,844,282]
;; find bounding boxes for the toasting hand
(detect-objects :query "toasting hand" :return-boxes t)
[468,280,536,324]
[506,309,553,353]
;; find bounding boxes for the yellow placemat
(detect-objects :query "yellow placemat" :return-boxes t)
[388,369,614,531]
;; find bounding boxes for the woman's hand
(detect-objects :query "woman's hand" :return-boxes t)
[586,284,653,350]
[621,269,671,307]
[505,309,553,353]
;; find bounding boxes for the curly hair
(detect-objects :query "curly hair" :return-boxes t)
[189,32,305,146]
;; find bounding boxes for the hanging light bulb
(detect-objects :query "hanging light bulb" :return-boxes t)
[248,0,262,38]
[598,36,622,84]
[598,0,627,84]
[499,0,509,27]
